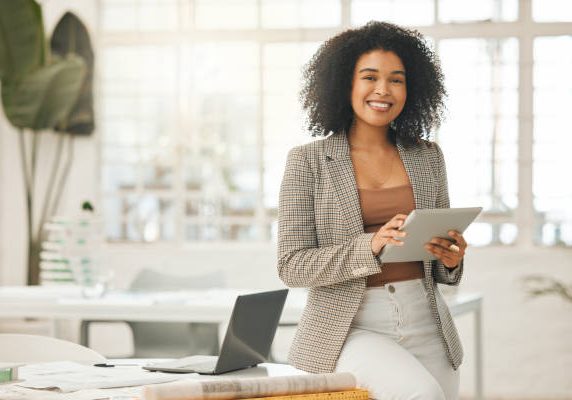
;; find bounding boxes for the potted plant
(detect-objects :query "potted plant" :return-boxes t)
[0,0,95,285]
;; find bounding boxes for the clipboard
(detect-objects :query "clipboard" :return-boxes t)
[379,207,482,263]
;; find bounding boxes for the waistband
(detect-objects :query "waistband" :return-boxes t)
[367,264,424,287]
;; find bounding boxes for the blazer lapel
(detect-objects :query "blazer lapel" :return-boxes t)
[397,141,436,210]
[323,133,365,237]
[398,141,437,282]
[323,135,438,238]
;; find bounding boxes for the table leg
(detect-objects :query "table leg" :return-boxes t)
[475,305,483,400]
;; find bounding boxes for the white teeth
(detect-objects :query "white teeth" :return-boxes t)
[368,101,391,108]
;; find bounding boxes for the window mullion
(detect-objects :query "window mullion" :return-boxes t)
[516,0,534,247]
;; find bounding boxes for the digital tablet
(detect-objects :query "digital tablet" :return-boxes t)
[379,207,482,263]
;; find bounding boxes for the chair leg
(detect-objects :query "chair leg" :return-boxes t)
[79,321,90,347]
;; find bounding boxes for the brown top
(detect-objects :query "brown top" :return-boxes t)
[358,184,424,287]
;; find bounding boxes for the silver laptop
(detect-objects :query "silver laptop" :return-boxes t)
[143,289,288,375]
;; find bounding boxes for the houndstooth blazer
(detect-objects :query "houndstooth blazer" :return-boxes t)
[277,132,464,373]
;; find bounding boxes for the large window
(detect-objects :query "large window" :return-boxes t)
[99,0,572,247]
[533,36,572,246]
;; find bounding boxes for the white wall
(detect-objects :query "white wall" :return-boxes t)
[457,246,572,399]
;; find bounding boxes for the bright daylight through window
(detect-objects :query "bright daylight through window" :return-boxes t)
[99,0,572,247]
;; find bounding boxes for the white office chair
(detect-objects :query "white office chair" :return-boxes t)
[0,334,106,363]
[81,269,225,358]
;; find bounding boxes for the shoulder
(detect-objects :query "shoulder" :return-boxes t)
[417,139,445,160]
[286,137,328,166]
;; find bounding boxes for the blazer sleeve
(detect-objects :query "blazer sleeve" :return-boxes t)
[432,142,463,286]
[277,146,381,288]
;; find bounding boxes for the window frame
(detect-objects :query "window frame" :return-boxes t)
[97,0,572,249]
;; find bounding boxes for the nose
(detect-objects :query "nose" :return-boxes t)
[374,81,390,96]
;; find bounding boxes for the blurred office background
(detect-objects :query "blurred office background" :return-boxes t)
[0,0,571,398]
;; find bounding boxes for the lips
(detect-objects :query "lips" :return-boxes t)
[366,101,392,111]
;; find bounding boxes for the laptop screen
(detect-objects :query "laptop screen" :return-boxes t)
[215,289,288,373]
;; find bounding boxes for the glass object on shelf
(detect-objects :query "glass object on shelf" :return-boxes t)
[222,195,257,217]
[184,223,259,241]
[261,0,341,28]
[185,224,220,241]
[102,164,138,192]
[185,194,257,219]
[184,164,203,191]
[352,0,435,26]
[533,0,572,22]
[194,0,257,30]
[42,210,111,297]
[439,38,518,222]
[439,0,517,22]
[220,224,258,240]
[533,36,572,246]
[537,222,572,246]
[142,164,174,190]
[104,196,175,242]
[185,196,220,218]
[222,164,258,193]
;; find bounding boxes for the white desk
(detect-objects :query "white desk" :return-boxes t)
[0,286,483,399]
[0,361,306,400]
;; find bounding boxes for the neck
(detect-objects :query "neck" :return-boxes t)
[348,120,393,150]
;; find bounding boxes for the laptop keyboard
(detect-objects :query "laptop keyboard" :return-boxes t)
[182,360,216,371]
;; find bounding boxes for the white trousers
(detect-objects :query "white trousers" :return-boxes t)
[334,279,460,400]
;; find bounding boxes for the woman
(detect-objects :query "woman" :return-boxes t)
[278,22,467,399]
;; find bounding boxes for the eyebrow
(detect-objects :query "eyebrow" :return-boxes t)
[358,67,406,76]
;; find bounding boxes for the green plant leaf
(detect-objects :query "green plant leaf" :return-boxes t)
[0,0,45,81]
[51,12,95,135]
[1,54,86,130]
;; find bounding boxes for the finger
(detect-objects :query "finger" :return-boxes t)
[386,238,405,246]
[448,244,461,253]
[428,237,454,249]
[448,230,467,248]
[378,227,406,239]
[425,243,445,257]
[388,214,408,227]
[385,217,406,230]
[426,243,461,260]
[391,213,409,222]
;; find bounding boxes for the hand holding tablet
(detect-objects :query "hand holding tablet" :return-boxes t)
[378,207,482,263]
[424,229,468,268]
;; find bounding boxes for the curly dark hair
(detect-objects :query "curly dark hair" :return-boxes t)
[300,21,446,146]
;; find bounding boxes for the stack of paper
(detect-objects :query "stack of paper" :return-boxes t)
[143,372,368,400]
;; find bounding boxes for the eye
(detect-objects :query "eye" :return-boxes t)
[362,76,376,81]
[392,78,404,84]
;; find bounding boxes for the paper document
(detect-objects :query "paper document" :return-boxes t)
[144,372,357,400]
[17,361,185,393]
[0,384,141,400]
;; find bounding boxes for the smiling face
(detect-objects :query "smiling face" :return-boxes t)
[350,49,407,132]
